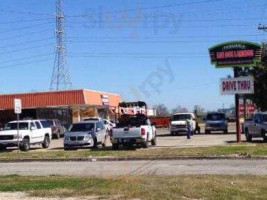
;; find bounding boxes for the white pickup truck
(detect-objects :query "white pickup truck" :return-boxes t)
[170,113,196,135]
[110,114,157,150]
[0,120,52,151]
[243,112,267,142]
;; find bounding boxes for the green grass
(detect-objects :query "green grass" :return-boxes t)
[0,175,266,200]
[0,143,267,160]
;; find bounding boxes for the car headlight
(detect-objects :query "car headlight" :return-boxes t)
[84,134,92,140]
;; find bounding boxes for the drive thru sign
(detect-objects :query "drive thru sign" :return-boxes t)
[14,99,22,114]
[220,76,254,95]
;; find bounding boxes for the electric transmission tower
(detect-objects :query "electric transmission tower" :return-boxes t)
[50,0,72,90]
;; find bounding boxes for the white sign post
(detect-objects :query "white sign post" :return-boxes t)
[14,99,22,153]
[220,76,254,95]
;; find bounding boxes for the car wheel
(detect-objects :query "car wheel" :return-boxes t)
[0,145,7,151]
[245,129,252,142]
[55,131,60,139]
[92,138,98,149]
[20,138,30,152]
[224,129,228,134]
[170,132,174,136]
[42,135,50,149]
[112,144,119,150]
[102,135,107,148]
[205,130,210,134]
[261,130,267,142]
[142,139,149,148]
[64,146,71,151]
[151,135,157,146]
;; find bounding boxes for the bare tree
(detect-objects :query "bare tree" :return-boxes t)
[153,104,169,117]
[171,105,188,114]
[193,105,206,115]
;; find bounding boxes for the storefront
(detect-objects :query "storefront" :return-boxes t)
[0,89,121,128]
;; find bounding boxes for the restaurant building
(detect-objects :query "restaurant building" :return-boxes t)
[0,89,121,127]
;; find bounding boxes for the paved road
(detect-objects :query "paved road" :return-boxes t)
[1,159,267,176]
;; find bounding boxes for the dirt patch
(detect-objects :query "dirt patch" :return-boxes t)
[0,192,122,200]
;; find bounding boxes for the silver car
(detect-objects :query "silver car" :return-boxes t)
[64,121,107,150]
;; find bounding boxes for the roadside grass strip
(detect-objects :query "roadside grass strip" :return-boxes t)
[0,175,266,200]
[0,143,267,161]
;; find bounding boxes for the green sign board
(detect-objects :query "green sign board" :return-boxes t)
[209,41,262,68]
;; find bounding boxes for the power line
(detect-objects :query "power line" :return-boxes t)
[0,18,53,24]
[67,0,225,17]
[0,22,54,34]
[0,37,54,49]
[66,24,253,29]
[0,43,54,55]
[69,52,208,55]
[67,34,264,39]
[0,28,54,41]
[0,58,53,70]
[68,17,264,24]
[0,9,52,16]
[66,39,261,44]
[0,53,54,65]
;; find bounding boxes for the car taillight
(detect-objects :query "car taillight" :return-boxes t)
[141,128,146,136]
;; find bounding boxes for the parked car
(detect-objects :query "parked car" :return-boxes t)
[46,119,66,139]
[0,120,52,151]
[64,120,108,150]
[243,112,267,142]
[83,117,103,122]
[170,113,196,135]
[205,112,228,134]
[111,114,157,150]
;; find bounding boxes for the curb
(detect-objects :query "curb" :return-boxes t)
[0,155,267,163]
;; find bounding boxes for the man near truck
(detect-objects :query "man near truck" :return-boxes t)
[186,118,191,139]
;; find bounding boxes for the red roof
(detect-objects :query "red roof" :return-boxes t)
[0,89,120,110]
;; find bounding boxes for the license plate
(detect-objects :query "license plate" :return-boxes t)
[124,139,130,142]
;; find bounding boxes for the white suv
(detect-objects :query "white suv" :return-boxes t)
[0,120,52,151]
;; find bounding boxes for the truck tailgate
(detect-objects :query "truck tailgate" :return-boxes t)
[113,127,141,138]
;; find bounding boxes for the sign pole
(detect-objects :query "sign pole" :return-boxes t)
[14,99,22,153]
[17,113,20,154]
[234,68,241,142]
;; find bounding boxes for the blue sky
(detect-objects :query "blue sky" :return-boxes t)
[0,0,266,111]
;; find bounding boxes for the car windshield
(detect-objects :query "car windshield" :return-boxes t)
[68,123,95,132]
[172,114,192,121]
[261,114,267,122]
[46,120,54,126]
[207,113,225,121]
[3,122,29,130]
[117,114,147,127]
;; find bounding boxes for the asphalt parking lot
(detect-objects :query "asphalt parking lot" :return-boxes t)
[3,123,249,152]
[22,124,245,151]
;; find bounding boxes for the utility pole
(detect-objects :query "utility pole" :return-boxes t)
[258,24,267,63]
[50,0,72,91]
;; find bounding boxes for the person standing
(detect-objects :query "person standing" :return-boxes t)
[186,118,191,139]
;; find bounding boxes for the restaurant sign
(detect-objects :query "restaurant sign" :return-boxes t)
[209,41,262,68]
